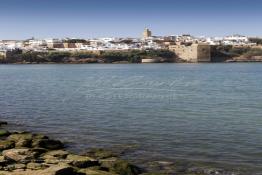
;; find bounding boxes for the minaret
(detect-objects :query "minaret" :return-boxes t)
[143,28,152,39]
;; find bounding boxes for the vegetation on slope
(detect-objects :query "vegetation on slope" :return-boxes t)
[0,49,177,64]
[211,45,262,62]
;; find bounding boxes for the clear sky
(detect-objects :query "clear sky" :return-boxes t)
[0,0,261,39]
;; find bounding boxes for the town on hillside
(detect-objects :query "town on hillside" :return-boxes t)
[1,29,262,63]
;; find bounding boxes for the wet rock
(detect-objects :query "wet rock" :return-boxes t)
[2,149,37,164]
[0,169,34,175]
[0,156,7,166]
[33,134,49,140]
[7,133,53,149]
[84,166,104,171]
[44,150,69,159]
[0,130,10,137]
[7,133,33,148]
[0,170,10,175]
[0,121,8,126]
[146,160,188,174]
[79,168,118,175]
[187,167,241,175]
[0,164,82,175]
[0,140,15,151]
[38,163,81,175]
[85,148,117,159]
[42,150,69,165]
[14,163,26,170]
[43,158,61,165]
[3,163,26,171]
[32,138,64,150]
[42,154,63,165]
[66,154,99,168]
[100,157,142,175]
[31,148,47,156]
[27,162,49,170]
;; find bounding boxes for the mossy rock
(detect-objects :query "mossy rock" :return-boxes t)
[85,148,117,159]
[0,156,7,166]
[0,130,10,137]
[2,148,38,164]
[147,160,189,174]
[14,163,27,170]
[33,134,49,140]
[7,132,33,141]
[66,154,99,168]
[27,162,49,170]
[43,156,61,165]
[37,163,82,175]
[31,148,47,155]
[32,138,64,150]
[79,168,118,175]
[44,150,69,159]
[0,140,15,151]
[7,133,33,148]
[42,151,66,165]
[100,158,142,175]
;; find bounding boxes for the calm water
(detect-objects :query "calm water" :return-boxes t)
[0,64,262,173]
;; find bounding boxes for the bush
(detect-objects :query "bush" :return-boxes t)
[71,52,96,59]
[47,52,71,62]
[249,38,262,45]
[100,50,175,63]
[21,52,49,63]
[2,49,177,63]
[144,49,175,58]
[101,52,128,62]
[244,48,262,57]
[229,47,251,56]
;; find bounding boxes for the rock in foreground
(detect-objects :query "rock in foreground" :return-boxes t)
[0,122,247,175]
[0,125,144,175]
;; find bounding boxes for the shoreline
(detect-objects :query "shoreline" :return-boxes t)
[0,121,256,175]
[1,61,262,65]
[0,121,143,175]
[2,57,262,65]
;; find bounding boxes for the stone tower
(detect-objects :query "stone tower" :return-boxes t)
[143,28,152,39]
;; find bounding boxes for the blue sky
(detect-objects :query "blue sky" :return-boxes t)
[0,0,261,39]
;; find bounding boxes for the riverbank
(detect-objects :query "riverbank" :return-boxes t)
[2,59,262,64]
[0,50,176,64]
[228,56,262,62]
[0,121,253,175]
[1,46,262,64]
[0,121,144,175]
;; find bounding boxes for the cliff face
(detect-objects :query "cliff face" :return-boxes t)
[210,45,262,62]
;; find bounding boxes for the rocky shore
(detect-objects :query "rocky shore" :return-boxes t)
[229,56,262,62]
[0,121,250,175]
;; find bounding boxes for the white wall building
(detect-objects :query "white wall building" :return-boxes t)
[222,35,250,46]
[44,38,62,44]
[224,35,249,42]
[28,39,47,48]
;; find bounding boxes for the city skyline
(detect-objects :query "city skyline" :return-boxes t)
[0,0,262,39]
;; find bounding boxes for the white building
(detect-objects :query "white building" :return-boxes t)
[224,34,249,42]
[176,34,196,43]
[44,38,62,45]
[222,34,250,46]
[28,39,47,48]
[205,37,222,45]
[0,40,23,50]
